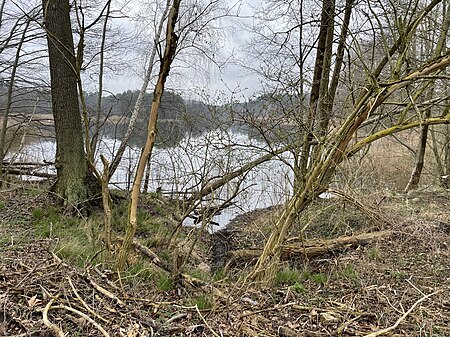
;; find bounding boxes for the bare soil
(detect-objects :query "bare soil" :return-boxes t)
[1,182,449,336]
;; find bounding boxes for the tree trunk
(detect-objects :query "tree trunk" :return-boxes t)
[0,18,30,183]
[404,121,429,192]
[109,0,172,178]
[43,0,88,208]
[115,0,181,271]
[405,1,450,193]
[295,0,336,193]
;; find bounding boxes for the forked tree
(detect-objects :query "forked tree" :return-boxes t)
[246,0,450,283]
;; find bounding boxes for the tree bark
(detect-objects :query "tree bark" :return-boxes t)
[42,0,88,208]
[109,0,172,178]
[228,230,393,266]
[405,1,450,193]
[115,0,181,271]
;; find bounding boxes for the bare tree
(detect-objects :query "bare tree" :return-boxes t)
[245,0,450,283]
[116,0,181,270]
[405,0,450,192]
[0,14,31,181]
[108,0,172,178]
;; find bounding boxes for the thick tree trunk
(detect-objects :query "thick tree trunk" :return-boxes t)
[43,0,88,208]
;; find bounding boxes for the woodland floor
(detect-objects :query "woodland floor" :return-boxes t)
[0,181,449,336]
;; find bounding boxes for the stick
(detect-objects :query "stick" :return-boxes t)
[239,302,296,319]
[52,305,110,337]
[42,298,65,337]
[68,276,109,323]
[362,290,441,337]
[88,275,126,307]
[165,312,188,324]
[195,305,220,337]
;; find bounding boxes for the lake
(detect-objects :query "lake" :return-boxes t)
[12,129,296,230]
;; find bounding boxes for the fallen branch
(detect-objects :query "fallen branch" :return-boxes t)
[282,230,393,258]
[239,302,296,319]
[195,305,221,337]
[362,290,441,337]
[128,238,225,298]
[42,298,64,337]
[87,274,126,307]
[165,312,188,324]
[2,168,55,178]
[130,239,172,272]
[227,230,393,266]
[52,304,110,337]
[68,276,109,323]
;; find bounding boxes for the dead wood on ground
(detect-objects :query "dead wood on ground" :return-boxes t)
[226,230,393,268]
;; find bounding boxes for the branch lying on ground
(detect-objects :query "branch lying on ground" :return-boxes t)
[226,230,393,267]
[362,290,442,337]
[42,298,64,337]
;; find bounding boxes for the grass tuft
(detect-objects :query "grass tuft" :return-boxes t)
[189,294,214,310]
[275,266,301,286]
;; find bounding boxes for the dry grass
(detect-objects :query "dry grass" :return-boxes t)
[0,127,449,336]
[336,130,443,193]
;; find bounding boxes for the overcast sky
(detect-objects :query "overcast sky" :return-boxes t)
[103,0,261,101]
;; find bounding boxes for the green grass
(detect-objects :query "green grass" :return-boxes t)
[31,205,102,267]
[156,272,174,291]
[126,260,155,281]
[189,294,214,310]
[188,269,210,282]
[389,269,407,280]
[340,263,358,280]
[292,282,306,293]
[275,267,301,286]
[212,269,227,283]
[367,247,381,260]
[310,273,328,285]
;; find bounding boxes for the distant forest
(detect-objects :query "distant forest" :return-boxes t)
[0,80,304,149]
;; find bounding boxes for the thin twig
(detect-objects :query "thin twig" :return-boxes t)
[239,302,296,318]
[51,304,110,337]
[195,305,220,337]
[363,290,442,337]
[42,298,65,337]
[88,275,126,307]
[68,276,109,323]
[165,312,188,324]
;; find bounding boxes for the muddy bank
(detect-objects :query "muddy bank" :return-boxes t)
[211,206,280,270]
